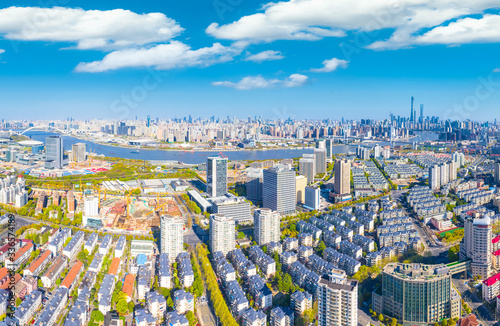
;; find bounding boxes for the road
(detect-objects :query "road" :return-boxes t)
[196,297,217,326]
[453,278,500,326]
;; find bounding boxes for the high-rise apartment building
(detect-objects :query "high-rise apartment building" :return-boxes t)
[263,165,296,215]
[295,175,307,204]
[304,186,320,210]
[246,168,263,201]
[325,139,333,159]
[209,214,235,256]
[314,148,327,174]
[461,216,492,279]
[207,156,228,198]
[495,162,500,185]
[317,270,358,326]
[254,208,280,246]
[372,263,461,325]
[45,135,64,169]
[71,143,86,163]
[429,164,441,191]
[334,159,350,195]
[161,215,184,262]
[299,154,316,184]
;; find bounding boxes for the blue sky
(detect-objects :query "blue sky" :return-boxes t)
[0,0,499,121]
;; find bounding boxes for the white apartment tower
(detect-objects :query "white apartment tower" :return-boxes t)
[254,208,280,246]
[209,214,235,256]
[299,154,316,184]
[317,271,358,326]
[314,148,327,175]
[161,215,184,262]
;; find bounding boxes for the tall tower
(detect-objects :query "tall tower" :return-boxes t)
[410,96,414,122]
[160,215,184,262]
[263,164,296,215]
[45,135,64,169]
[207,156,228,198]
[314,148,327,174]
[254,208,280,246]
[420,104,424,123]
[334,159,350,195]
[209,213,235,256]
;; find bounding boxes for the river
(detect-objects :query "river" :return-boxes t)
[23,131,437,164]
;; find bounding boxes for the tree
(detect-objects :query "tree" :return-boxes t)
[91,310,104,322]
[237,232,245,240]
[166,296,174,308]
[378,314,384,322]
[391,317,397,326]
[15,298,22,307]
[316,241,326,255]
[116,299,129,315]
[186,311,196,326]
[128,301,135,312]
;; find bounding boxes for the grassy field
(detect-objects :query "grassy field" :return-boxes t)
[437,226,464,237]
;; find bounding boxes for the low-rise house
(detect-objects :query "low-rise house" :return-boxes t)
[146,291,166,320]
[5,241,33,270]
[229,249,257,279]
[290,290,312,315]
[248,246,276,278]
[47,228,71,254]
[88,253,104,273]
[61,260,84,291]
[34,287,68,326]
[99,234,113,255]
[84,233,98,253]
[248,275,272,309]
[64,300,88,326]
[115,235,126,258]
[165,311,189,326]
[40,255,68,288]
[339,240,363,260]
[270,306,294,326]
[137,265,151,300]
[282,237,299,251]
[98,274,115,315]
[108,257,121,278]
[177,252,194,287]
[173,289,194,314]
[135,309,156,326]
[297,246,313,262]
[242,308,267,326]
[279,251,297,271]
[297,232,313,247]
[13,290,42,325]
[62,231,84,260]
[158,253,172,289]
[226,280,249,317]
[24,250,52,277]
[122,274,135,302]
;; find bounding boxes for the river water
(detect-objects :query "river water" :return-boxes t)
[23,131,437,164]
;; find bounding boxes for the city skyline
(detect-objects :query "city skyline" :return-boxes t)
[0,1,500,120]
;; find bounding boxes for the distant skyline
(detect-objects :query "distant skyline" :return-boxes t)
[0,0,499,120]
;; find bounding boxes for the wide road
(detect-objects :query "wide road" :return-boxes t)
[453,279,500,326]
[196,297,217,326]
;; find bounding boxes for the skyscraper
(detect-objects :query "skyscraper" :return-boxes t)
[254,208,280,246]
[71,143,86,163]
[314,148,327,174]
[334,159,350,195]
[295,175,307,204]
[419,104,424,123]
[263,165,296,215]
[45,135,64,169]
[304,186,320,210]
[429,164,441,191]
[472,216,492,278]
[207,156,228,198]
[410,96,414,122]
[299,154,316,184]
[317,271,358,326]
[246,168,263,201]
[325,138,333,159]
[209,213,235,256]
[161,215,184,262]
[494,162,500,185]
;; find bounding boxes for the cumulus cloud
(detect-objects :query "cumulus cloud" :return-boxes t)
[311,58,348,72]
[75,41,241,72]
[0,49,4,55]
[243,50,284,62]
[493,68,500,73]
[206,0,499,48]
[212,73,308,90]
[0,6,183,50]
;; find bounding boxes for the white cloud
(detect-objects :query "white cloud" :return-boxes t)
[370,14,500,49]
[0,6,183,50]
[311,58,348,72]
[494,68,500,73]
[212,73,308,90]
[206,0,499,48]
[0,49,4,55]
[75,41,241,72]
[243,50,284,62]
